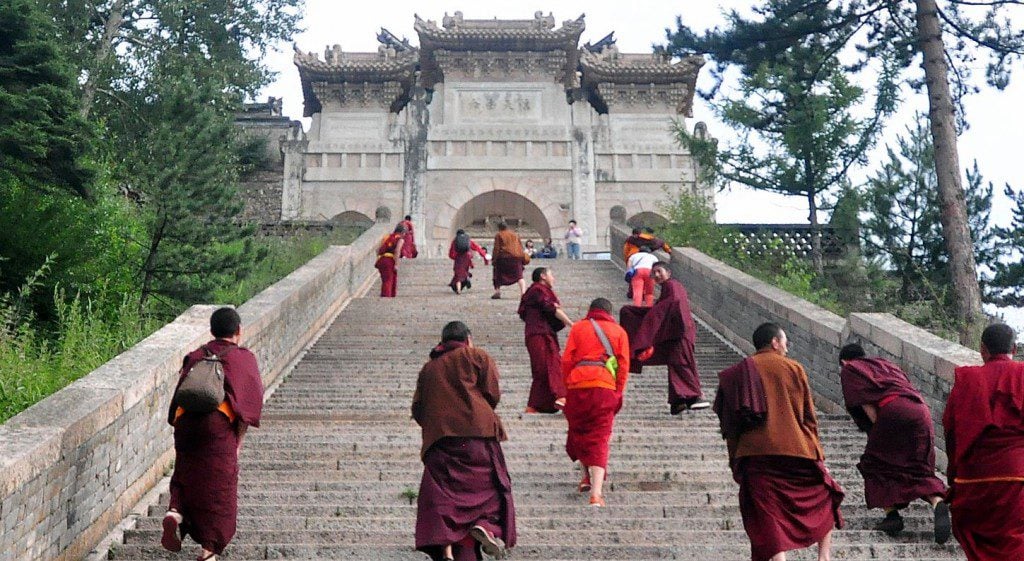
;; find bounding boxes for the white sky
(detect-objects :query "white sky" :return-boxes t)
[258,0,1024,228]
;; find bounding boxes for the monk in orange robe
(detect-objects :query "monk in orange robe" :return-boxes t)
[716,322,843,561]
[561,298,630,507]
[490,222,527,299]
[375,224,405,297]
[943,323,1024,561]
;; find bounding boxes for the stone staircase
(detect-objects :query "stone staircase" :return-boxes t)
[108,259,962,560]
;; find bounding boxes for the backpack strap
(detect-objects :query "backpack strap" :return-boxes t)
[589,319,615,359]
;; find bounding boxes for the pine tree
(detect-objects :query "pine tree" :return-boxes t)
[667,0,1024,343]
[0,0,94,198]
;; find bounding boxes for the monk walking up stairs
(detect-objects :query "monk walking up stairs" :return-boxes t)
[108,258,964,560]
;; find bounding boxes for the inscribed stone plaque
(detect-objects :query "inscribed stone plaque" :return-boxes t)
[456,90,543,123]
[321,115,385,141]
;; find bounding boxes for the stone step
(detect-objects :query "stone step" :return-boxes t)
[108,258,959,560]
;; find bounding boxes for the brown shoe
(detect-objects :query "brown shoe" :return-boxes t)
[589,495,606,507]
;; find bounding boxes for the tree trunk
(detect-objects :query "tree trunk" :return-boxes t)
[80,0,127,119]
[139,215,166,315]
[914,0,984,346]
[807,191,824,274]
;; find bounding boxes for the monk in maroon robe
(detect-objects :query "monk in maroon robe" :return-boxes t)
[490,222,527,299]
[162,308,264,560]
[400,215,418,258]
[412,321,516,561]
[837,343,949,541]
[518,267,573,413]
[943,323,1024,561]
[449,229,489,294]
[619,261,708,414]
[717,323,843,561]
[375,224,405,297]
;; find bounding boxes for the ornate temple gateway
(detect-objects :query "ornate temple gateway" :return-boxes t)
[284,12,709,254]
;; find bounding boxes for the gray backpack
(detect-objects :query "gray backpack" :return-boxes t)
[174,346,234,413]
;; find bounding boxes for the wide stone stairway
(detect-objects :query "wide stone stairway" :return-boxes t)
[109,259,963,560]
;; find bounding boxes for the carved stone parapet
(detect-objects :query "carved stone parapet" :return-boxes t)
[312,81,405,109]
[433,50,569,82]
[593,83,693,116]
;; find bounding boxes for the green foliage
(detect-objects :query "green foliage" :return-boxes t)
[212,228,364,306]
[861,116,996,302]
[0,0,95,198]
[671,1,897,273]
[0,180,143,322]
[660,192,840,313]
[0,260,159,422]
[992,184,1024,306]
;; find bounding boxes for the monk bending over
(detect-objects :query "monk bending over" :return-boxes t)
[561,298,630,507]
[944,323,1024,561]
[413,321,516,561]
[715,322,843,561]
[620,261,709,414]
[838,343,949,542]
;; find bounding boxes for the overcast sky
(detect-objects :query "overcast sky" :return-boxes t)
[258,0,1024,228]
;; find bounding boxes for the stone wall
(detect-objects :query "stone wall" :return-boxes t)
[610,223,981,468]
[0,223,389,561]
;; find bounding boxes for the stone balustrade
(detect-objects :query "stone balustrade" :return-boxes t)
[610,223,982,469]
[0,223,388,561]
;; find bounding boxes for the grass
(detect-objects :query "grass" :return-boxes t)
[0,227,366,423]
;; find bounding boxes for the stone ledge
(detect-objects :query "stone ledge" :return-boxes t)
[0,223,387,561]
[847,313,980,383]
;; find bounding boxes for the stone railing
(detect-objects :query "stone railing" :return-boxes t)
[0,223,389,561]
[611,223,980,469]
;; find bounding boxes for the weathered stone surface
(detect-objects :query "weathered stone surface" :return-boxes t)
[0,224,388,561]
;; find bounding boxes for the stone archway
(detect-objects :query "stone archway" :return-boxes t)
[627,211,668,230]
[450,190,552,243]
[330,210,374,229]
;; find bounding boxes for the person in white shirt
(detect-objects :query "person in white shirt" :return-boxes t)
[564,220,583,260]
[627,248,659,306]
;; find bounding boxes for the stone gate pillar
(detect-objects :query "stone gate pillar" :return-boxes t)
[570,102,598,251]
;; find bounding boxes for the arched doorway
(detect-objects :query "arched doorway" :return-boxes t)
[330,210,374,229]
[451,190,552,244]
[627,211,668,230]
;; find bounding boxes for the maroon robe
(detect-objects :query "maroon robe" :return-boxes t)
[166,339,263,554]
[735,456,845,561]
[518,282,566,411]
[840,358,946,508]
[943,356,1024,560]
[400,219,418,258]
[491,257,523,289]
[714,357,768,441]
[449,240,488,289]
[619,278,701,405]
[375,233,402,297]
[413,342,516,561]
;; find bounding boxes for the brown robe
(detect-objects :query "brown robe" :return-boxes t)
[944,356,1024,561]
[518,282,566,411]
[723,350,844,561]
[492,230,525,288]
[840,358,946,508]
[167,339,263,554]
[412,342,516,561]
[619,278,701,405]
